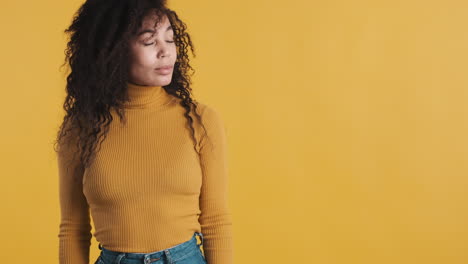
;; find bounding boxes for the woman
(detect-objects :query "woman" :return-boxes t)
[54,1,233,263]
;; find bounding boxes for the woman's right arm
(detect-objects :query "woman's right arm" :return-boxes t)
[57,132,92,264]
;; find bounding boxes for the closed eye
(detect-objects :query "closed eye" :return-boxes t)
[144,40,175,46]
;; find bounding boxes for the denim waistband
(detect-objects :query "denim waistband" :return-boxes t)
[97,232,204,264]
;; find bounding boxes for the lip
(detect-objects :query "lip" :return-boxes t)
[155,65,173,74]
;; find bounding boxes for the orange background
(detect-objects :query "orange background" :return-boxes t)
[0,0,467,263]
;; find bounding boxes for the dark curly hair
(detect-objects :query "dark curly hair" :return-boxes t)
[53,0,209,170]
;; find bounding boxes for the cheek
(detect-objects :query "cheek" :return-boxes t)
[171,45,178,61]
[131,48,156,66]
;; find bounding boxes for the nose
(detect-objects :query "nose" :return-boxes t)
[158,43,170,58]
[159,50,168,58]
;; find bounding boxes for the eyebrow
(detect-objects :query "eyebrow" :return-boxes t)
[137,25,173,36]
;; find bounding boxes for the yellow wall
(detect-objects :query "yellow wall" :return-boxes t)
[0,0,466,263]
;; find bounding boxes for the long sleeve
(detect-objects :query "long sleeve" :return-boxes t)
[57,130,92,264]
[198,105,234,264]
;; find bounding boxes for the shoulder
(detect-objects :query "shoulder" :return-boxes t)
[194,101,224,128]
[173,97,220,121]
[192,101,228,151]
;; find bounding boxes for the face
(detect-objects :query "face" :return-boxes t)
[128,13,176,86]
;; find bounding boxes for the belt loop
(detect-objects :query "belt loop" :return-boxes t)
[98,243,102,250]
[164,249,173,264]
[115,253,126,264]
[196,232,204,245]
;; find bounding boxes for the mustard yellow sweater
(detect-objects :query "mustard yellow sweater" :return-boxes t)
[57,82,233,264]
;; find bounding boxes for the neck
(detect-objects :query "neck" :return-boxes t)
[124,81,173,109]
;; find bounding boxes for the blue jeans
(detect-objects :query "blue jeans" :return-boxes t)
[95,232,207,264]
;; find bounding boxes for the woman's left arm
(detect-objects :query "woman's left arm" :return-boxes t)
[198,105,234,264]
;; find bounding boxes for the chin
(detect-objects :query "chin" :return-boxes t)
[158,78,172,86]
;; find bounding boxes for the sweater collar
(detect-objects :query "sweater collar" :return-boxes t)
[124,81,174,109]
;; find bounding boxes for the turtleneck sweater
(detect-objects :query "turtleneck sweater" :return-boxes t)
[57,82,233,264]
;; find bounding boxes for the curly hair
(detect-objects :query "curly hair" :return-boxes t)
[53,0,209,169]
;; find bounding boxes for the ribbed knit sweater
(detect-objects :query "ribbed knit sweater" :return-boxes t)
[57,82,233,264]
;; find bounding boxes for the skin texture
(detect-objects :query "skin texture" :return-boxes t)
[128,13,177,86]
